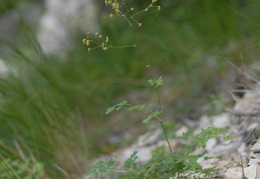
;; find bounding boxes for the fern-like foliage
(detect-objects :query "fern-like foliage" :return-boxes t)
[105,100,161,124]
[86,127,231,178]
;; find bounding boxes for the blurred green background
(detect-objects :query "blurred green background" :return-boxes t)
[0,0,260,178]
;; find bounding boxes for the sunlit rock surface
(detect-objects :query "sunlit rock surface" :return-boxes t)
[0,58,8,74]
[37,0,99,54]
[91,85,260,178]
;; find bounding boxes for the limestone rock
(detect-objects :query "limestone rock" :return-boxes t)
[244,164,260,179]
[224,167,244,179]
[37,0,99,54]
[212,113,231,129]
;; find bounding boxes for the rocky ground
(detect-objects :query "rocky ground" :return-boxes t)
[90,81,260,178]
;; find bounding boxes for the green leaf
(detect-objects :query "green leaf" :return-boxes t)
[223,135,236,141]
[123,151,138,169]
[86,158,115,176]
[147,102,156,108]
[105,100,129,114]
[181,129,194,140]
[183,155,202,171]
[148,76,163,88]
[142,110,161,123]
[151,145,166,157]
[127,104,145,111]
[192,127,227,148]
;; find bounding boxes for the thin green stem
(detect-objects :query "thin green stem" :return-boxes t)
[131,3,157,18]
[110,45,137,48]
[131,4,151,18]
[160,120,172,153]
[149,72,162,111]
[128,9,173,153]
[119,11,132,26]
[90,46,101,50]
[129,26,162,111]
[109,167,126,171]
[130,17,139,26]
[154,116,172,153]
[131,10,146,18]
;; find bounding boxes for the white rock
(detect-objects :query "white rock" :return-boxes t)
[175,125,188,137]
[224,164,260,179]
[212,113,231,129]
[245,164,260,179]
[251,141,260,153]
[117,140,171,164]
[238,143,247,153]
[195,115,211,133]
[205,138,217,151]
[196,113,231,132]
[234,89,260,114]
[0,58,8,74]
[224,167,243,179]
[248,158,260,166]
[197,156,219,170]
[136,129,162,146]
[37,0,99,54]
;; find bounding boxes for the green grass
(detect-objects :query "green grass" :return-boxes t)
[0,0,260,178]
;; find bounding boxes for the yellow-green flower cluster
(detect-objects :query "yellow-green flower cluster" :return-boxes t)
[82,32,110,53]
[104,0,161,27]
[81,0,161,52]
[105,0,121,16]
[82,31,136,53]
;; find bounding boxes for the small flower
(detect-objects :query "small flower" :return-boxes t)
[99,35,102,38]
[110,14,113,17]
[101,43,108,50]
[130,7,134,11]
[105,0,112,6]
[112,2,119,9]
[86,40,90,46]
[82,38,86,44]
[158,6,161,11]
[106,36,109,43]
[88,48,91,53]
[138,23,142,27]
[115,9,120,16]
[95,32,99,37]
[152,0,157,3]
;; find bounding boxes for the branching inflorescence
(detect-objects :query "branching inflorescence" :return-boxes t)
[105,0,160,27]
[82,0,160,53]
[82,32,136,53]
